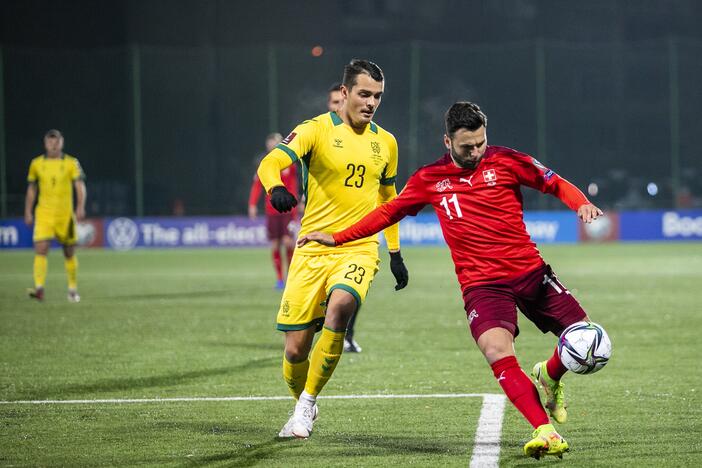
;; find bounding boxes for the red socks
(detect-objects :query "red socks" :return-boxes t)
[491,355,549,428]
[272,249,283,281]
[546,346,568,381]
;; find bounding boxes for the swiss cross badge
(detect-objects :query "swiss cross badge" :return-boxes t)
[435,178,453,192]
[482,169,497,186]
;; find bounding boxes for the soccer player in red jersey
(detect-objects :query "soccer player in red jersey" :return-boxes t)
[298,102,609,459]
[249,133,300,289]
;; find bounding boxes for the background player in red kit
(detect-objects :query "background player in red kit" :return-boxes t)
[249,133,299,289]
[298,102,608,459]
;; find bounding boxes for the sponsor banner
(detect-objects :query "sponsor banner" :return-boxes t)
[104,217,268,250]
[0,218,104,249]
[524,211,578,243]
[579,212,620,242]
[620,210,702,241]
[379,210,578,246]
[0,219,31,248]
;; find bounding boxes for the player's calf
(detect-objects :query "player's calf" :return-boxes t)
[531,360,567,424]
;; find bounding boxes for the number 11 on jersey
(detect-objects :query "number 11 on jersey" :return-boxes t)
[440,193,463,220]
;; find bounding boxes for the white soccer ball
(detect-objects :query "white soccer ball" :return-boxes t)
[558,321,611,374]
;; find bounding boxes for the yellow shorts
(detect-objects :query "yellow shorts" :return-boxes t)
[276,249,380,332]
[33,211,77,245]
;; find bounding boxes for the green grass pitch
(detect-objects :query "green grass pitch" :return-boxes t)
[1,243,701,466]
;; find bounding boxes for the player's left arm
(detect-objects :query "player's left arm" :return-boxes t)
[552,177,603,223]
[378,135,401,252]
[378,135,407,289]
[72,159,87,221]
[378,183,407,290]
[512,153,603,224]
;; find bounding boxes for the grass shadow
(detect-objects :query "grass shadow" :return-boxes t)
[11,356,279,400]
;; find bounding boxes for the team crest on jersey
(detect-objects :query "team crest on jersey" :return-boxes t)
[483,169,497,186]
[436,178,453,192]
[282,132,297,145]
[333,138,343,148]
[370,141,381,154]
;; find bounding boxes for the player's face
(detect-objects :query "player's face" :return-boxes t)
[445,127,487,169]
[327,90,343,112]
[341,73,384,129]
[44,136,64,157]
[265,136,282,152]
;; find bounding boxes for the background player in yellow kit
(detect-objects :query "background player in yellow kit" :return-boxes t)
[257,59,409,438]
[24,129,86,302]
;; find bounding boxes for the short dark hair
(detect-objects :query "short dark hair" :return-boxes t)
[44,129,63,138]
[328,82,342,93]
[445,102,488,137]
[342,59,384,90]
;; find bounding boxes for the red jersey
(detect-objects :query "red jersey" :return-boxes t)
[334,146,589,290]
[249,163,299,217]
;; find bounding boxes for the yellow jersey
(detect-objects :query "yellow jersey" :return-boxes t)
[258,111,399,255]
[27,154,84,215]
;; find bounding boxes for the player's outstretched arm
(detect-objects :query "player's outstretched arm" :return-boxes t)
[577,203,603,224]
[297,231,335,247]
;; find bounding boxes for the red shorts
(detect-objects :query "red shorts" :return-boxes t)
[462,263,587,342]
[266,213,294,240]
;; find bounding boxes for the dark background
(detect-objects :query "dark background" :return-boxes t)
[2,0,701,216]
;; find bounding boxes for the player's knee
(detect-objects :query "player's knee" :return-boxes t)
[284,346,309,363]
[325,296,357,330]
[482,346,514,364]
[476,327,515,364]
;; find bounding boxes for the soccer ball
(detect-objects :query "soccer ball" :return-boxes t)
[558,321,611,374]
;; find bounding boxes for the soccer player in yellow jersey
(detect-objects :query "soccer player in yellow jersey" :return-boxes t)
[257,59,409,438]
[24,129,86,302]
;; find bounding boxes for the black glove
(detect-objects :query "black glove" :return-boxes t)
[389,250,409,291]
[269,186,298,213]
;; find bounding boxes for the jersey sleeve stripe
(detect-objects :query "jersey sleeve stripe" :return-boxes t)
[380,176,396,185]
[275,143,299,163]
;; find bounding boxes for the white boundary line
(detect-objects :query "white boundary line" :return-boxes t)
[0,392,506,467]
[470,394,507,468]
[0,393,499,405]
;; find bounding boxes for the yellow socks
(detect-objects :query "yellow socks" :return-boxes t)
[64,256,78,290]
[304,327,345,397]
[33,255,48,288]
[283,356,310,400]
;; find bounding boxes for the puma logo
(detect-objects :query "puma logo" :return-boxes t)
[459,175,473,187]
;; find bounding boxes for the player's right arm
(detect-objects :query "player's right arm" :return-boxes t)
[24,160,38,225]
[297,171,428,247]
[257,121,317,212]
[24,183,36,225]
[248,174,262,219]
